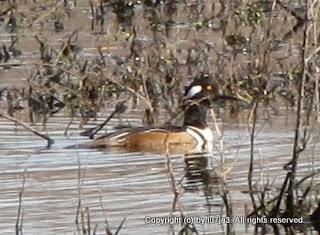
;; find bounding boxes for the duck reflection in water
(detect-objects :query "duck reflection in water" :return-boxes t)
[183,152,224,199]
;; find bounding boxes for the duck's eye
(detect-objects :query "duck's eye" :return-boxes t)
[206,85,213,91]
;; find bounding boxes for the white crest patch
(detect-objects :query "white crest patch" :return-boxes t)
[185,85,202,99]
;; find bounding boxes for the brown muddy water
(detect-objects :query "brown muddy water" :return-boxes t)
[0,107,319,234]
[0,0,320,234]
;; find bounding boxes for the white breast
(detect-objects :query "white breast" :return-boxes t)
[186,126,213,150]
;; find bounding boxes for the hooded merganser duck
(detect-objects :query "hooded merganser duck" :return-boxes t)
[71,76,231,153]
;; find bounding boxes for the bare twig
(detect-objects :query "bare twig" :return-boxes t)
[86,207,91,234]
[75,157,84,228]
[220,187,235,235]
[32,1,64,25]
[54,29,81,65]
[15,169,26,235]
[285,1,309,217]
[114,217,126,235]
[165,144,180,211]
[79,99,128,138]
[209,109,225,163]
[248,99,259,214]
[0,112,54,147]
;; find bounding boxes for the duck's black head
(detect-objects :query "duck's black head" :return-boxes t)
[182,75,238,128]
[183,75,220,107]
[182,76,219,128]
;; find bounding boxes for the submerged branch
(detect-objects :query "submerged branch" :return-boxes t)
[248,99,259,215]
[0,112,54,148]
[285,1,309,217]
